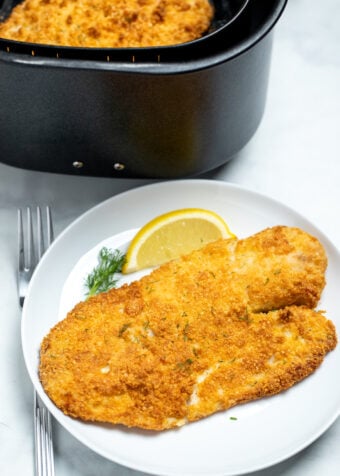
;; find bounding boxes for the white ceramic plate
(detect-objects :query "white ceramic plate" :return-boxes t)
[22,180,340,476]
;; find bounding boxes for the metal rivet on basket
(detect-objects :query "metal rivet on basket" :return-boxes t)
[72,161,84,169]
[113,163,125,171]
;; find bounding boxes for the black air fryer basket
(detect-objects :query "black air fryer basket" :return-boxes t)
[0,0,287,178]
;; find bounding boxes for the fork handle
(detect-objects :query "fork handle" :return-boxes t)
[34,393,55,476]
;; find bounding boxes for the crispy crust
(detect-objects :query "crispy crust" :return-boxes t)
[39,226,337,430]
[0,0,214,47]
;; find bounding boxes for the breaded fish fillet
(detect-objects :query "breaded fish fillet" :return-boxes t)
[39,226,336,430]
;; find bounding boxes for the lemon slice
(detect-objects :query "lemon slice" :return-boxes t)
[122,208,235,274]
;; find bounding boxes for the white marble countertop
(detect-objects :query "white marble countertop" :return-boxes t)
[1,0,340,474]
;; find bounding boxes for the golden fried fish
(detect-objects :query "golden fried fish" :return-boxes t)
[40,226,336,430]
[0,0,214,47]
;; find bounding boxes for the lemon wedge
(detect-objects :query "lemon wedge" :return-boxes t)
[122,208,235,274]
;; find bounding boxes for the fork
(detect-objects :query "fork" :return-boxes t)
[18,206,55,476]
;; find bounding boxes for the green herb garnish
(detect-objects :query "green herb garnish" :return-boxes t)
[176,358,194,370]
[84,247,126,298]
[118,323,131,337]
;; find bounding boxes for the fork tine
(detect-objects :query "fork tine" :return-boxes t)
[37,206,44,261]
[46,206,54,248]
[18,209,26,307]
[18,209,24,272]
[27,206,35,271]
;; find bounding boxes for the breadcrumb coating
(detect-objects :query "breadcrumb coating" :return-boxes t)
[39,226,337,430]
[0,0,214,47]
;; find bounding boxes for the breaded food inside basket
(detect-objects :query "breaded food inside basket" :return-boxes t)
[39,226,337,430]
[0,0,214,47]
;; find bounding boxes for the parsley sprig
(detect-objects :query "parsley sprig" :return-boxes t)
[84,247,126,298]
